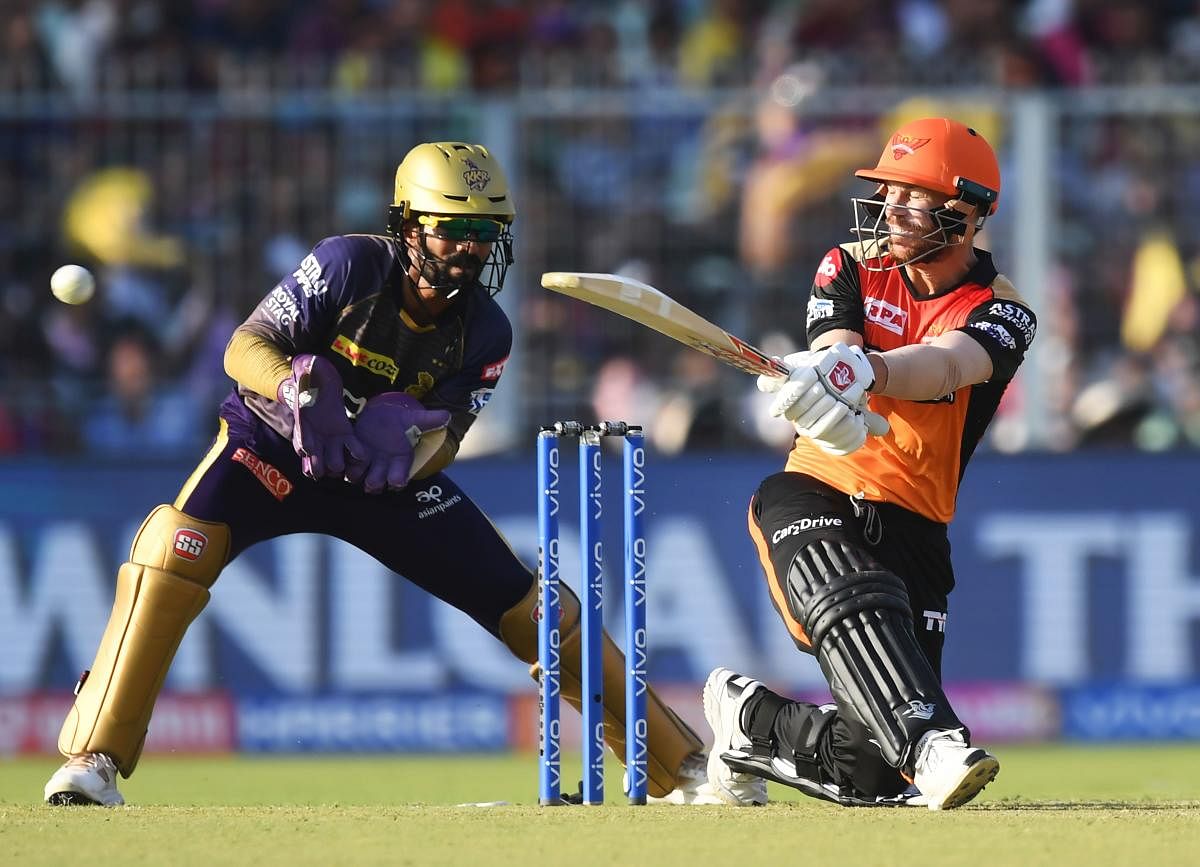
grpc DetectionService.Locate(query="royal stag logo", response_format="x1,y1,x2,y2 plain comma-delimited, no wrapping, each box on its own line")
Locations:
889,134,931,161
461,158,490,191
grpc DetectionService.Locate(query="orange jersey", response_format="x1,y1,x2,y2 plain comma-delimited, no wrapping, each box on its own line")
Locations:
788,243,1036,522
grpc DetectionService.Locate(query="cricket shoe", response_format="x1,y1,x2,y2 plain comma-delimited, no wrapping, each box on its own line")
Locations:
702,668,769,806
44,752,125,806
911,728,999,810
644,752,727,805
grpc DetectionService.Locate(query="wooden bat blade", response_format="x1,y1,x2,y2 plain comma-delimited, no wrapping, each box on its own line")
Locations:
541,271,788,378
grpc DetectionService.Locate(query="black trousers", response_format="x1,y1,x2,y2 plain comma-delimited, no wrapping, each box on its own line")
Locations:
748,471,956,797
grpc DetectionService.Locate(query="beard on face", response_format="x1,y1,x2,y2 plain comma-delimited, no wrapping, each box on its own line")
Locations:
887,217,949,264
420,249,484,291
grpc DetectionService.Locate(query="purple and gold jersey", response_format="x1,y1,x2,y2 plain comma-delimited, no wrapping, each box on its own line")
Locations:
228,234,511,447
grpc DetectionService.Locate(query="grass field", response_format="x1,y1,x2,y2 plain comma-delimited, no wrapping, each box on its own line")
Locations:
3,745,1198,866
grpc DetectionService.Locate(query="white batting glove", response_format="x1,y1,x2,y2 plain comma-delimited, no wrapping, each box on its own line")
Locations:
762,344,889,451
794,402,870,456
756,351,817,395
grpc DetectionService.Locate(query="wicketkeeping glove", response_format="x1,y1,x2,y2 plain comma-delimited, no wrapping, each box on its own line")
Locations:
278,354,365,480
345,392,452,494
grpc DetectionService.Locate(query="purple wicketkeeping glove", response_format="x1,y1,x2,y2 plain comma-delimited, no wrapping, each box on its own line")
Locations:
278,354,365,481
345,392,451,494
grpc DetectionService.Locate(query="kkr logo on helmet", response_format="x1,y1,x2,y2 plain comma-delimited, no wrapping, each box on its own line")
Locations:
889,134,931,161
462,158,490,192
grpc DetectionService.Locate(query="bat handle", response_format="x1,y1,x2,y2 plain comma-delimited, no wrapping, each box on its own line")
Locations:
769,357,791,378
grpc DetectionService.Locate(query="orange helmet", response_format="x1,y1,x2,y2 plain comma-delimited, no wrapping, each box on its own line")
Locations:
855,117,1000,215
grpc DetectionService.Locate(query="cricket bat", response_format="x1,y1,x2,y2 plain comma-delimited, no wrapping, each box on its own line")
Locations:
540,271,889,436
540,271,789,379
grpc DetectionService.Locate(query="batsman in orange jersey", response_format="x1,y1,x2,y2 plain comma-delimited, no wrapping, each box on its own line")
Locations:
702,117,1037,810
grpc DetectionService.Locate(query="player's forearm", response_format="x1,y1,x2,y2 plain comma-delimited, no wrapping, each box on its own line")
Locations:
224,326,294,400
866,340,991,401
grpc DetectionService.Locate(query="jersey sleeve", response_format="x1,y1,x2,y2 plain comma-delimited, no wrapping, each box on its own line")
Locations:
957,297,1037,382
806,245,865,346
238,236,375,354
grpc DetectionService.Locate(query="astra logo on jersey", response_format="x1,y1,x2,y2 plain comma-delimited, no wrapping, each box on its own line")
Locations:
889,135,931,161
813,249,842,288
331,335,400,382
292,253,327,298
462,158,490,191
864,296,907,335
173,529,208,561
482,355,508,381
771,516,843,544
970,320,1016,350
231,447,294,501
987,302,1036,344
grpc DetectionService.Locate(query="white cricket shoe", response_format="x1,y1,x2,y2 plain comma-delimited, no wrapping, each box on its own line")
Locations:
646,752,727,805
44,753,125,806
702,668,769,806
911,728,999,810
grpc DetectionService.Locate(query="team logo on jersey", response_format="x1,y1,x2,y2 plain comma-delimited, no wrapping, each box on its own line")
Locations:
232,447,294,501
173,529,208,561
462,158,490,191
403,371,435,399
469,388,494,414
813,250,842,288
889,135,931,161
864,296,907,335
331,335,400,382
482,354,508,381
807,297,834,328
970,320,1016,350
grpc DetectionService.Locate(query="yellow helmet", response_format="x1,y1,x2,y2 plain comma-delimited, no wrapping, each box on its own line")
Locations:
388,142,516,227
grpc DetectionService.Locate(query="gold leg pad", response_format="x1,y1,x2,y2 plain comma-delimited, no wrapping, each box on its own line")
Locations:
57,563,210,777
533,627,703,799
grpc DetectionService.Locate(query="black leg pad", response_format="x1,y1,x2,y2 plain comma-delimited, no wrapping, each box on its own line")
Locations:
787,540,962,768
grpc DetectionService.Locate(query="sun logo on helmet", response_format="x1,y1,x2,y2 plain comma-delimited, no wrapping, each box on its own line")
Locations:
889,135,931,161
461,158,491,191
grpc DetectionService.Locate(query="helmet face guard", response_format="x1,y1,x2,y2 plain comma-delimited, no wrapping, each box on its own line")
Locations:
851,193,980,272
395,217,515,299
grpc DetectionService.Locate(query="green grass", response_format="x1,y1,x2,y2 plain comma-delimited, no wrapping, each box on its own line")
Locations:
2,746,1198,866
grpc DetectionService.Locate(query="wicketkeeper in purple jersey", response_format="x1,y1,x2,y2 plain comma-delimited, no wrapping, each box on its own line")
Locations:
45,142,720,807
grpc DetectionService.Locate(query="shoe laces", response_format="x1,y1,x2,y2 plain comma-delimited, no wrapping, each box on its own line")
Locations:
916,729,966,772
65,752,117,772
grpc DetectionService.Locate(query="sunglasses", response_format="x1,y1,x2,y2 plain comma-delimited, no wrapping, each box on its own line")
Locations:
418,214,505,243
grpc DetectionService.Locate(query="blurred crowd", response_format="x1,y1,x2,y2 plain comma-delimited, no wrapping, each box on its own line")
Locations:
1,0,1199,458
6,0,1200,92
